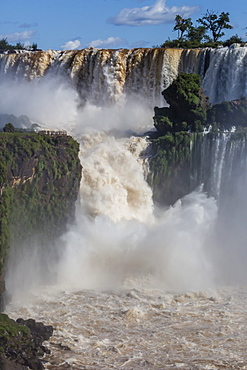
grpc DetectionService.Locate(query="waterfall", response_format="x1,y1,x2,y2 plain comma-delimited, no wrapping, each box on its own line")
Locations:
1,46,247,111
202,45,247,104
3,46,247,370
2,46,247,297
191,132,247,203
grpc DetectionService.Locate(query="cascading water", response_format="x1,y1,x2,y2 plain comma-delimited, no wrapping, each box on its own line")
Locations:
2,46,247,369
0,47,213,110
202,45,247,104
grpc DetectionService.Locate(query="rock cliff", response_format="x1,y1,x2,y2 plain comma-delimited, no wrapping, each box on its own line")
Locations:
0,132,82,307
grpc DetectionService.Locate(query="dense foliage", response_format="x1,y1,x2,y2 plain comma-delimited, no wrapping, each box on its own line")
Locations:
207,98,247,131
161,10,244,49
0,38,38,51
154,73,209,134
150,72,247,205
0,132,81,303
148,132,191,205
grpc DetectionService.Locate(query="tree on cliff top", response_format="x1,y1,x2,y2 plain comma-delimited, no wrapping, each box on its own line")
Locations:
161,10,238,48
173,15,193,41
0,38,38,51
197,10,233,42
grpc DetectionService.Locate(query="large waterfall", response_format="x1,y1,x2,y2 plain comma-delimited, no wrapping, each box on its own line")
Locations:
2,46,247,369
1,46,246,108
0,48,204,108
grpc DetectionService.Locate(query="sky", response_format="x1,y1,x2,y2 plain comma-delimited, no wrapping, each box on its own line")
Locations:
0,0,246,51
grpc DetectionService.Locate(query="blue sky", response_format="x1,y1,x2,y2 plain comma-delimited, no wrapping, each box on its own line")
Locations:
1,0,246,50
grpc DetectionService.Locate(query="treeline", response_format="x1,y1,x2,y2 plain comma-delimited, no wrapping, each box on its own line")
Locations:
162,10,245,48
0,38,38,51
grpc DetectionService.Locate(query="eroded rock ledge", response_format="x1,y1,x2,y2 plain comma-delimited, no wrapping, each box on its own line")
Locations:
0,314,53,369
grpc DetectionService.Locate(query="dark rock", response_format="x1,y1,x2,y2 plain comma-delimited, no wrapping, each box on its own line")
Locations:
154,73,209,134
207,97,247,131
16,318,53,342
0,315,53,370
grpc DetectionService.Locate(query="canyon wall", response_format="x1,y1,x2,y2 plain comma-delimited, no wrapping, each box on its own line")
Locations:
0,132,82,308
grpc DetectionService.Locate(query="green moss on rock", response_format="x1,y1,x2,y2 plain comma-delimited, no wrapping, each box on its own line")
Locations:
0,132,82,306
148,132,192,205
154,73,209,134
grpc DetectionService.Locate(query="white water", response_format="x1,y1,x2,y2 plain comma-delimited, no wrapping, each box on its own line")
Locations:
2,48,247,368
202,45,247,104
5,115,247,368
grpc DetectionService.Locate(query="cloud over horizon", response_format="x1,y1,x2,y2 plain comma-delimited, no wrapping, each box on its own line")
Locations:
88,36,128,48
61,39,81,50
108,0,200,26
0,30,36,43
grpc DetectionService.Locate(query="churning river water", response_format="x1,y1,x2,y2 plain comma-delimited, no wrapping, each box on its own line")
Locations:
1,45,247,369
6,284,247,369
5,132,247,369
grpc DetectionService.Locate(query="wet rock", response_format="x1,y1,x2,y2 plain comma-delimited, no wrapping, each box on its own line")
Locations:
0,314,53,370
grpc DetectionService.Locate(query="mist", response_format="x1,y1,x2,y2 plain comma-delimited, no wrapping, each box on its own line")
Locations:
0,76,154,134
2,70,247,305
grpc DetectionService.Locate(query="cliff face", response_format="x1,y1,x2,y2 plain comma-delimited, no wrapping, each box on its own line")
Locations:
0,48,208,107
1,46,246,107
0,132,82,307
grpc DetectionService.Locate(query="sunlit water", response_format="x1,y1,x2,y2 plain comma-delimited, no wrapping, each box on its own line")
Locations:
5,131,247,369
1,60,247,368
6,284,247,369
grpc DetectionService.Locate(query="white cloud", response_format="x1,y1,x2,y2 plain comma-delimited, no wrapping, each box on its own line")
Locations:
61,40,81,50
108,0,200,26
0,30,36,42
88,36,128,49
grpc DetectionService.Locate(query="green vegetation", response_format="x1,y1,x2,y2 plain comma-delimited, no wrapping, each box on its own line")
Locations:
148,132,191,205
153,73,247,135
207,98,247,131
0,314,30,350
154,73,209,134
3,123,15,133
0,314,53,368
197,10,233,42
149,132,191,185
162,10,244,49
150,72,247,204
0,131,81,300
0,38,38,51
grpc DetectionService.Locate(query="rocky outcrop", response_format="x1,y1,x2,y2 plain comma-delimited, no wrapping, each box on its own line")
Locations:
0,132,82,307
207,97,247,131
150,73,247,206
153,73,209,134
0,314,53,369
148,132,191,206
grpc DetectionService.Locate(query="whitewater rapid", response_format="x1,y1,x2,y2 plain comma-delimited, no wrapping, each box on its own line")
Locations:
5,126,247,369
6,129,247,369
2,46,247,368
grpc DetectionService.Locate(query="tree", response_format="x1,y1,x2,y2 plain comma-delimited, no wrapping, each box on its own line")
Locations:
197,10,233,42
0,38,38,51
223,35,244,46
186,25,207,44
15,42,24,50
31,43,38,51
173,15,192,41
3,123,15,132
0,38,9,50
